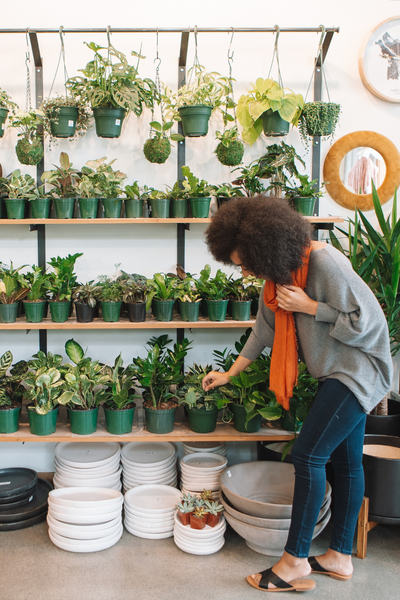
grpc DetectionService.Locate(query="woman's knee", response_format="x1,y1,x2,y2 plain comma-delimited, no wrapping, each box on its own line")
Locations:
291,437,328,469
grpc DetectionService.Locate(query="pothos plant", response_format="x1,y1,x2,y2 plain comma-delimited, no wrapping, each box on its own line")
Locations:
0,169,37,199
8,109,44,166
79,157,126,198
24,366,70,415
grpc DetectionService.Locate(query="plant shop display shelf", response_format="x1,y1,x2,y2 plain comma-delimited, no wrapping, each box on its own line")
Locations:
0,404,294,443
0,217,343,226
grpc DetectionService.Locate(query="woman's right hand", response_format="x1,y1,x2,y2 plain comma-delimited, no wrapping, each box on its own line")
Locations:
202,371,231,391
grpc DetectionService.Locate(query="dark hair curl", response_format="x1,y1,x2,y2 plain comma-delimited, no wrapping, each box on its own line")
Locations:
204,195,312,285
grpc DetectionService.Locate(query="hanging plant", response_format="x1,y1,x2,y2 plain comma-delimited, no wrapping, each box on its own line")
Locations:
9,109,44,166
0,87,18,139
215,127,244,166
41,96,91,142
298,101,341,148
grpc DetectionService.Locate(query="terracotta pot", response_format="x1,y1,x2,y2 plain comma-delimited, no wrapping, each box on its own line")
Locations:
178,511,193,526
190,514,208,529
207,513,221,528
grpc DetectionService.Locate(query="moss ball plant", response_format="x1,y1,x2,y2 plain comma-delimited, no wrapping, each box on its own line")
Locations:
143,137,171,164
215,139,244,167
16,138,44,166
298,101,341,149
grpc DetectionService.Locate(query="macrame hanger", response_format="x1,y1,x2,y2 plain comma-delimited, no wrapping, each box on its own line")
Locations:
25,29,32,111
226,28,238,130
305,25,331,103
267,25,284,88
49,26,69,98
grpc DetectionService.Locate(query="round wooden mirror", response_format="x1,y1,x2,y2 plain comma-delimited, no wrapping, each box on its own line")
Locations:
323,131,400,210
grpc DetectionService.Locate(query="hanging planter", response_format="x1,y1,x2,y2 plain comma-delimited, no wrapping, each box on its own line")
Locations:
178,105,212,137
0,86,17,138
41,98,91,143
215,137,244,166
23,300,47,323
16,138,44,166
298,102,341,147
50,106,78,137
93,107,126,138
78,197,99,219
261,109,290,137
143,136,171,164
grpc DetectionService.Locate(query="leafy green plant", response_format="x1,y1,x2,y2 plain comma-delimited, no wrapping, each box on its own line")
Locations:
212,182,244,199
46,253,83,302
298,101,341,149
177,363,229,412
25,185,50,201
0,169,37,199
97,276,123,303
181,166,214,198
72,281,101,307
143,120,183,164
225,277,252,301
195,266,231,301
146,273,179,309
164,181,187,200
41,96,91,141
231,162,265,197
119,273,148,303
8,109,44,166
24,366,70,415
283,174,325,200
175,276,201,303
41,152,80,198
28,350,65,372
79,157,126,198
0,262,29,304
237,78,304,145
23,265,50,301
124,181,154,201
214,126,244,167
243,275,264,300
102,353,140,410
0,87,18,113
251,142,306,196
204,500,224,515
176,498,195,514
0,351,28,407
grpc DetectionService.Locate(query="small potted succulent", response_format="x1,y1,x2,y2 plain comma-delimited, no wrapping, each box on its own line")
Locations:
97,276,124,322
176,493,197,526
72,280,101,323
181,166,214,218
22,265,50,323
124,182,153,218
0,351,28,434
146,272,179,322
8,108,44,166
204,499,224,527
0,169,36,219
41,96,91,141
0,262,29,323
215,126,244,167
46,253,83,323
119,272,148,322
298,101,341,149
41,152,80,219
0,86,17,138
102,353,140,435
190,505,208,530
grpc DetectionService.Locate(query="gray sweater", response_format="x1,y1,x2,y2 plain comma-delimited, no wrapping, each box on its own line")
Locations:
241,245,393,413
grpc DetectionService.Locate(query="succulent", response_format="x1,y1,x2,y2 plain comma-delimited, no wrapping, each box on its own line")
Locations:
204,500,224,515
176,500,195,513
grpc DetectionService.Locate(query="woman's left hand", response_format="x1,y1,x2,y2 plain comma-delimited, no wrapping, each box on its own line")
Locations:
276,284,318,315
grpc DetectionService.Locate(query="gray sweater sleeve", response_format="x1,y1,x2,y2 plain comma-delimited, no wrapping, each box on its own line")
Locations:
240,284,275,361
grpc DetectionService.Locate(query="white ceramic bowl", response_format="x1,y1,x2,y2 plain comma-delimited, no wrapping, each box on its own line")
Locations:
48,498,123,517
174,536,225,555
174,512,226,537
54,470,122,488
124,515,173,534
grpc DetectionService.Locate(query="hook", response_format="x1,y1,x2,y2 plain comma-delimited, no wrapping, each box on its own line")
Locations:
318,24,326,50
228,27,234,61
274,25,280,49
25,28,30,62
59,25,65,48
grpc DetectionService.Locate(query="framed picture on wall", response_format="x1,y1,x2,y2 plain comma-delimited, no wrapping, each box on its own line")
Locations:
359,16,400,103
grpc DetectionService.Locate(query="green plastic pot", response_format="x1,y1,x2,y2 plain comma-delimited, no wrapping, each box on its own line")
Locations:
0,406,21,433
150,198,170,218
0,303,19,323
5,198,26,219
49,300,71,323
125,199,144,218
261,109,290,137
171,198,189,218
78,197,99,219
49,107,78,138
54,197,75,219
152,299,175,321
102,198,122,218
67,407,99,435
179,301,200,322
205,299,229,321
0,197,4,219
231,402,261,433
280,410,302,432
190,197,211,218
104,405,136,435
101,301,122,322
0,107,9,137
93,107,126,138
30,197,52,219
178,105,212,137
144,405,177,434
292,197,316,217
23,300,47,323
28,406,58,436
231,300,252,321
187,406,218,433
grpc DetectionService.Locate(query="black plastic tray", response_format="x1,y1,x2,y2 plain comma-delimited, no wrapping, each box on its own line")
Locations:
0,479,52,523
0,508,47,531
0,493,35,511
0,468,38,501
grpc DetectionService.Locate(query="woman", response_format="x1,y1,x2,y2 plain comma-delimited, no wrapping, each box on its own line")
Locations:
202,196,392,593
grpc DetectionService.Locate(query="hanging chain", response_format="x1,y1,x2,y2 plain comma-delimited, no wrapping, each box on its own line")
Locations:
49,26,69,97
25,30,32,111
305,25,330,103
150,29,165,137
227,28,238,130
267,25,284,87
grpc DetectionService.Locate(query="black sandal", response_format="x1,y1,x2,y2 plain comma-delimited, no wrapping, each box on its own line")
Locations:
246,567,316,592
308,557,352,581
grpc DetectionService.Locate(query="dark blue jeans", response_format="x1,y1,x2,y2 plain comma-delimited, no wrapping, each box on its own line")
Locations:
285,378,367,558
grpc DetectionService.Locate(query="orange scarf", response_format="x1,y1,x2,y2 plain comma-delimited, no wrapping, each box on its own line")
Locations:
263,246,311,410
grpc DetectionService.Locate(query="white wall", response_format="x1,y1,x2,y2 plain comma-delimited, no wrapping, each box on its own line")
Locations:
1,1,399,469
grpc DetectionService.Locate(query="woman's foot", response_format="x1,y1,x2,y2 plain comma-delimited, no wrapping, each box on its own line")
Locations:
309,549,353,579
250,552,312,589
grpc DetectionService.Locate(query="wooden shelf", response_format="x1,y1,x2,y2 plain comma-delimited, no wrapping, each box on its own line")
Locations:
1,404,294,443
0,217,344,225
0,315,256,330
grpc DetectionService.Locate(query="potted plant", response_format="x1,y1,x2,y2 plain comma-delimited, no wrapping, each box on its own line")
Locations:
46,253,83,322
181,166,214,218
0,262,29,323
102,353,140,434
190,505,208,529
243,275,264,316
143,119,183,164
0,351,28,433
212,182,245,210
225,276,253,321
41,152,80,218
124,182,153,218
215,126,244,167
237,78,304,143
72,281,100,323
66,41,156,138
231,163,266,197
0,86,17,138
279,362,319,434
131,334,191,434
60,339,110,435
283,174,325,216
82,157,126,218
119,272,148,322
196,267,231,321
22,265,50,323
146,273,179,322
24,364,70,436
8,108,44,166
204,499,224,527
41,96,91,141
164,181,189,218
25,185,52,219
176,493,197,526
0,169,36,219
175,275,202,322
148,189,170,219
298,101,341,149
75,166,102,219
96,276,123,322
249,142,306,198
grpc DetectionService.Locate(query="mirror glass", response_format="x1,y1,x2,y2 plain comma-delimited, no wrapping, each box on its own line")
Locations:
339,147,386,195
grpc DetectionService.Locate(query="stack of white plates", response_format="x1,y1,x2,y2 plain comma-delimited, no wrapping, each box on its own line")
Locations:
124,484,181,539
183,441,227,458
53,442,122,491
180,453,228,496
173,511,226,555
121,442,177,494
47,487,123,553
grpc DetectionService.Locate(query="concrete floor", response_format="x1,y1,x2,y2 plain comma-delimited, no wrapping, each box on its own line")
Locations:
1,517,399,600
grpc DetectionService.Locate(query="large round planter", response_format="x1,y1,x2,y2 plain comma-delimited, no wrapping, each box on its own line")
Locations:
0,107,9,138
178,105,212,137
292,197,316,217
171,198,189,218
187,406,218,433
28,406,58,436
206,299,229,322
0,303,19,323
150,198,170,218
231,402,262,433
152,299,175,322
125,199,144,218
49,107,78,138
75,302,94,323
144,405,177,434
102,198,122,218
366,399,400,437
30,197,52,219
231,300,252,321
93,107,126,138
5,198,26,220
54,197,75,219
0,406,22,433
103,405,135,435
179,301,200,322
67,407,99,435
363,434,400,520
49,300,71,323
127,302,146,322
101,301,122,322
23,300,47,323
261,109,290,137
190,197,211,218
78,198,99,219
